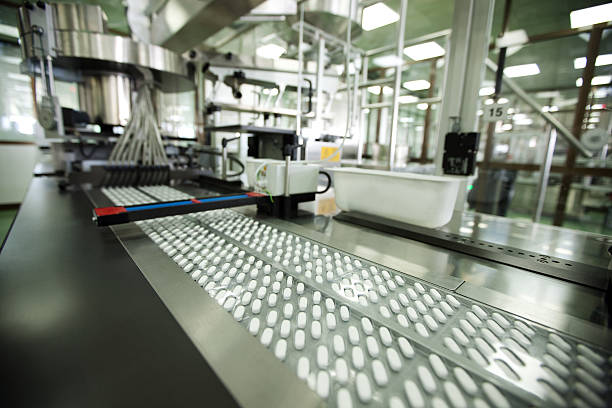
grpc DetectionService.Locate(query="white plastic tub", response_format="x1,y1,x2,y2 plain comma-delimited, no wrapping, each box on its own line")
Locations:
330,167,462,228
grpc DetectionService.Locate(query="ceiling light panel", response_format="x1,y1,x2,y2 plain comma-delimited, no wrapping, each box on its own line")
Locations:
362,3,399,31
403,41,445,61
503,63,540,78
570,3,612,28
573,54,612,69
576,75,612,87
403,80,431,91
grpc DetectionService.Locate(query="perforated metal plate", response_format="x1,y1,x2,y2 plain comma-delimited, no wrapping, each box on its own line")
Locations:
129,204,610,408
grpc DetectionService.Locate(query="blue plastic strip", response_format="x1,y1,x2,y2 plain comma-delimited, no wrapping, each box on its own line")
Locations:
125,194,251,212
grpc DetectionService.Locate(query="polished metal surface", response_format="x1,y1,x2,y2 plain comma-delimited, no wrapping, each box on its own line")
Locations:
251,209,611,345
112,222,323,408
150,0,266,53
18,3,106,35
78,74,132,125
133,206,611,407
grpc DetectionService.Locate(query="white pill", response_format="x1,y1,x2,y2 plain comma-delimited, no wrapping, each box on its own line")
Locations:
444,337,462,355
312,305,322,320
404,380,425,408
348,326,360,345
361,317,374,334
352,347,365,369
429,354,448,378
283,287,292,300
333,335,346,356
280,320,291,338
424,315,439,331
379,306,391,319
372,360,389,387
418,365,437,394
267,310,278,327
577,344,604,365
274,339,287,360
577,355,605,378
313,291,321,304
366,336,380,357
406,307,419,322
257,287,266,299
272,281,281,293
335,358,349,384
482,383,510,408
251,299,262,314
444,381,467,408
383,347,401,372
337,388,352,408
397,314,409,327
467,348,488,367
283,303,294,319
311,321,321,339
233,305,245,321
415,300,427,314
299,296,308,311
432,308,447,323
268,293,278,307
423,294,435,306
317,345,329,368
297,356,309,379
325,298,335,311
446,294,460,307
407,288,418,300
326,313,337,330
248,317,260,335
379,327,392,346
260,327,273,347
472,304,487,319
575,382,606,408
398,337,414,358
296,282,305,294
355,373,372,403
294,329,305,350
340,305,350,321
453,367,477,395
223,296,236,311
297,312,306,328
316,371,330,399
416,322,429,337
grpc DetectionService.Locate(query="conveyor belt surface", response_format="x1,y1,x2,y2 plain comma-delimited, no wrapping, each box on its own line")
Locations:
135,208,612,408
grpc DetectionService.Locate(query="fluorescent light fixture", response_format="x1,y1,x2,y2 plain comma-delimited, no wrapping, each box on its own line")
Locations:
497,98,509,104
403,41,445,61
373,54,403,67
400,117,414,123
0,23,18,38
382,86,393,95
367,86,381,95
576,75,612,87
479,87,495,96
542,105,559,112
574,54,612,69
589,103,605,110
507,108,515,114
504,63,540,78
398,95,418,103
529,138,537,148
484,99,494,105
588,117,600,123
362,3,399,31
403,80,430,91
415,125,424,131
587,123,597,129
535,90,560,98
594,88,608,98
570,3,612,28
416,103,429,110
514,116,533,125
501,123,513,131
256,43,286,59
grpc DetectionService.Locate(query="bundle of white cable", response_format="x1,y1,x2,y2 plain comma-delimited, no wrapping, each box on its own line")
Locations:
109,85,168,166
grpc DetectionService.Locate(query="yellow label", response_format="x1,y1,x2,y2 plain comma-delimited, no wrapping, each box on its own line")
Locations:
320,146,340,162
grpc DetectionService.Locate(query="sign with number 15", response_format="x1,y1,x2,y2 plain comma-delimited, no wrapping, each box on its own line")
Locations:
482,104,507,122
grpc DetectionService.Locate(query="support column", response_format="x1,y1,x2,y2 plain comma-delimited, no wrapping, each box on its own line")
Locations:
553,25,603,226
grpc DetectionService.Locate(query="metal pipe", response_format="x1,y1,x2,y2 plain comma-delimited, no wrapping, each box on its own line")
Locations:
284,155,290,197
533,126,557,223
221,144,228,180
315,38,325,121
357,56,368,163
365,29,451,57
387,0,408,171
485,58,593,158
296,3,304,142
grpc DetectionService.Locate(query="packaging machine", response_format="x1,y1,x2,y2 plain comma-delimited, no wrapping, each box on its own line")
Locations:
1,178,610,407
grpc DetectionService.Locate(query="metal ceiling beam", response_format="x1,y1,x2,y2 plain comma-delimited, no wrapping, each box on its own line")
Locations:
150,0,266,54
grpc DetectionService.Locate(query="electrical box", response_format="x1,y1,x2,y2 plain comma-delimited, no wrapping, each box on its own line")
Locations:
442,132,480,176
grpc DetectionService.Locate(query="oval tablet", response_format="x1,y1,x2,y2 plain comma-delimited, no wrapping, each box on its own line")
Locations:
355,373,372,403
294,329,305,350
274,339,287,360
372,359,388,386
333,335,345,355
317,345,329,368
311,321,321,339
335,358,349,384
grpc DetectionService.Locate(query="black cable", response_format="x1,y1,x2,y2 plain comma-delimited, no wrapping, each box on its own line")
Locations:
316,171,332,194
226,155,245,177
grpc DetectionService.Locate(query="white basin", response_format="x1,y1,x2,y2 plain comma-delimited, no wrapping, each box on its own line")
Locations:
329,167,462,228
